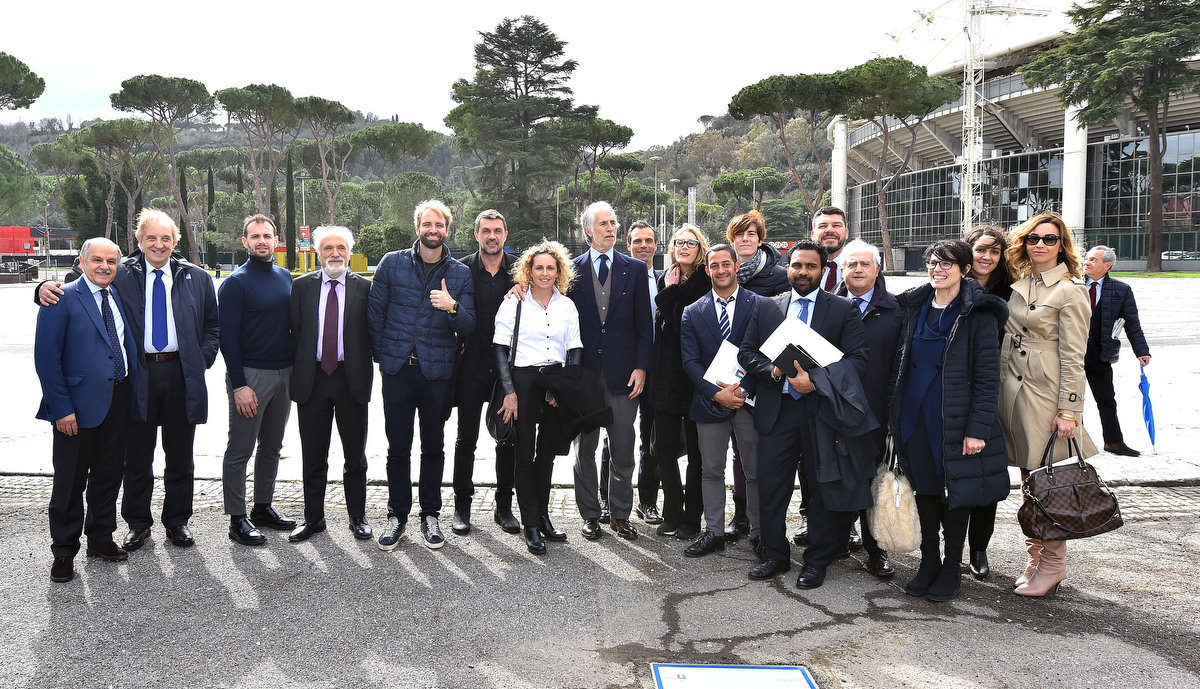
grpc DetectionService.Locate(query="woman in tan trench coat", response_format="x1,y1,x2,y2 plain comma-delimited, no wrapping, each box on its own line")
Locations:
998,212,1097,597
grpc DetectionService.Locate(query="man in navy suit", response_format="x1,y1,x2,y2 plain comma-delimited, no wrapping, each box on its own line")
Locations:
35,238,140,583
1083,245,1151,456
569,201,653,540
738,240,870,590
680,244,761,558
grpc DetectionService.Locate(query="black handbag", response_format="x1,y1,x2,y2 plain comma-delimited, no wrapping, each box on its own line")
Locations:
1017,433,1123,541
485,301,521,447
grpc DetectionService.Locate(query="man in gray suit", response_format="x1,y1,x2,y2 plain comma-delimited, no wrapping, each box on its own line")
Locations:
288,226,374,543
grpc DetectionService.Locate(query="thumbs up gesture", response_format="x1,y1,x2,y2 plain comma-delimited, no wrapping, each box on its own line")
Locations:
430,277,457,312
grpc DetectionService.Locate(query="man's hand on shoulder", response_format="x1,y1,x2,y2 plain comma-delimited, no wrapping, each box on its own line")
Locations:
39,282,64,306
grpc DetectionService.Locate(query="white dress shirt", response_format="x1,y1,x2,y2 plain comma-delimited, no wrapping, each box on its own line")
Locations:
589,247,617,279
494,287,582,367
712,288,740,327
143,263,179,353
82,274,128,374
788,288,818,325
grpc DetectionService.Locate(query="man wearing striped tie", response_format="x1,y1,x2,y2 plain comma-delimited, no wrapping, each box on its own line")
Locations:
679,244,761,558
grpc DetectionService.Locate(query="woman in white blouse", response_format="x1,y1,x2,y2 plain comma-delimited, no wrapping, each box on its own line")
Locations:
494,241,582,554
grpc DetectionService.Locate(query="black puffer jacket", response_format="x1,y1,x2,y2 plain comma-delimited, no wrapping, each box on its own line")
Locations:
889,277,1010,509
739,243,790,297
650,269,712,415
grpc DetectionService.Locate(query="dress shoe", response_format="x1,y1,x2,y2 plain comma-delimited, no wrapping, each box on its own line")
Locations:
229,516,267,546
377,516,404,551
791,520,810,546
656,522,679,537
969,549,990,580
249,504,296,530
288,519,327,543
50,556,74,583
350,516,373,540
795,564,827,589
1104,442,1140,457
165,525,194,547
635,503,664,525
523,525,546,555
611,518,638,540
451,508,471,536
847,524,863,551
673,523,700,540
123,527,152,552
684,531,725,558
749,559,791,580
866,551,895,578
86,541,128,561
581,518,602,541
493,509,521,534
538,515,567,542
599,500,611,524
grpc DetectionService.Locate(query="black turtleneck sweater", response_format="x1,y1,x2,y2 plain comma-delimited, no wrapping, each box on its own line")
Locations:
218,257,292,388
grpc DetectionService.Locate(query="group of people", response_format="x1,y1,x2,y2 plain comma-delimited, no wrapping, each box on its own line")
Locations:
33,199,1149,601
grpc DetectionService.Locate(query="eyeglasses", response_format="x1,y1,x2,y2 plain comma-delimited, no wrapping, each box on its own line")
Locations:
1024,234,1060,246
673,239,700,249
926,259,957,271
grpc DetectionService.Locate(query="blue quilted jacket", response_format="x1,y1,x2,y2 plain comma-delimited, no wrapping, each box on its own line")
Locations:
368,242,475,380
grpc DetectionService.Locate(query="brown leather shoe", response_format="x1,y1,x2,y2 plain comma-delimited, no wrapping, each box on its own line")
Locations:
123,527,152,551
581,518,602,541
611,518,638,540
50,556,74,583
86,541,128,562
1103,442,1140,457
866,551,895,578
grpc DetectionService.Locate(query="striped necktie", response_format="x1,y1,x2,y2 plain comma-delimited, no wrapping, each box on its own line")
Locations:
717,296,732,342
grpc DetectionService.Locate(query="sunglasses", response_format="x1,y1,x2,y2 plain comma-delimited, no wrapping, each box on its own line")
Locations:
673,239,700,249
1024,234,1060,247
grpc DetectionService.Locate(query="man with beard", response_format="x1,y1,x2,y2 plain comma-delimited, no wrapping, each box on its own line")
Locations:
369,200,475,551
220,214,297,545
450,210,517,535
812,206,849,292
738,240,873,589
287,226,374,543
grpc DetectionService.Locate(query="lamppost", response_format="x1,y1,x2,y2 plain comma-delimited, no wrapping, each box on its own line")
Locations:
650,155,663,242
43,201,50,273
555,184,561,243
669,178,680,229
747,171,762,209
295,171,311,228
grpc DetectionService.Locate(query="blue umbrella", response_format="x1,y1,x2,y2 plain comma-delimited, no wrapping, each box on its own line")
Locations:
1139,364,1156,453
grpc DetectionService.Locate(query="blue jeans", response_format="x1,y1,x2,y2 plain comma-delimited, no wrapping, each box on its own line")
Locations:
382,365,450,519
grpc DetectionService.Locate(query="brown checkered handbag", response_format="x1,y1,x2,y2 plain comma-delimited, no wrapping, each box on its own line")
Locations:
1017,433,1124,541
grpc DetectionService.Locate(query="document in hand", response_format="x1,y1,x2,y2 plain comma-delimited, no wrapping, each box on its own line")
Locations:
702,340,755,406
759,315,843,377
1111,317,1125,340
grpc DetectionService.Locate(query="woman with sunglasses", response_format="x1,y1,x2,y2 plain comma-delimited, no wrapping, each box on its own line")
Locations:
650,224,712,540
998,212,1098,597
890,240,1009,602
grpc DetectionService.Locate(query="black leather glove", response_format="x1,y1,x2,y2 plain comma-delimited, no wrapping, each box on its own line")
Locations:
567,347,582,366
494,344,515,394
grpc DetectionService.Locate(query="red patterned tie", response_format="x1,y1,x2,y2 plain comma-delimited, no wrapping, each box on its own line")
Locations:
823,261,837,292
321,280,339,375
1089,282,1097,311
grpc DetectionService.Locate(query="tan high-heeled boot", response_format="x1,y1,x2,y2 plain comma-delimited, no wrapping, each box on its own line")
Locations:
1015,539,1065,597
1013,538,1043,588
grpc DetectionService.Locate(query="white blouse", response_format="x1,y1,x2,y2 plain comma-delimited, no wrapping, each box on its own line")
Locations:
493,287,582,367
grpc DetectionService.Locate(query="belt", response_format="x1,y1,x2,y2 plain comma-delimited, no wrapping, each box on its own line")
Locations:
517,363,564,374
145,351,180,362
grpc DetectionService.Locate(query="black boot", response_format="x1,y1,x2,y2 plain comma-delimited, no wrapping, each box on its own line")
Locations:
928,506,969,602
905,496,944,597
724,495,747,541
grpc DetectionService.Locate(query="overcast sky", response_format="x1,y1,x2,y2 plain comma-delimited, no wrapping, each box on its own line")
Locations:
2,0,1073,150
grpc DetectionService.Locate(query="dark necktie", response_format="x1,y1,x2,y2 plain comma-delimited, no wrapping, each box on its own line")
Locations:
100,288,126,380
321,280,339,375
152,268,168,351
1089,281,1097,311
823,260,838,292
853,296,865,314
717,297,732,342
597,254,609,286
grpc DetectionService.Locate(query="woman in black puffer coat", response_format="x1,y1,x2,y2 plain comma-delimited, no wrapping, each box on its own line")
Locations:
889,239,1010,603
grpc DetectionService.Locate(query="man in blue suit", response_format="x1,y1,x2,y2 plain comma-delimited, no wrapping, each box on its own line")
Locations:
680,244,761,558
569,201,653,540
35,238,139,583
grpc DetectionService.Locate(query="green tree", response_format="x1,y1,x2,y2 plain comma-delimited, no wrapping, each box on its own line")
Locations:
356,223,386,262
836,58,958,269
0,52,45,110
381,171,443,234
1021,0,1200,271
0,144,44,219
30,137,80,211
74,119,163,250
295,96,357,225
599,153,644,212
215,83,302,216
350,122,441,182
567,117,633,203
335,182,381,232
711,168,784,211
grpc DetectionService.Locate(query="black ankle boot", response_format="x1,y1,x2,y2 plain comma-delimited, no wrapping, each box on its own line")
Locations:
926,560,963,602
905,554,941,597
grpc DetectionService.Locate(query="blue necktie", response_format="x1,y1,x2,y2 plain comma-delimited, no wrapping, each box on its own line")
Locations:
717,297,732,342
784,299,809,399
853,296,865,314
101,288,126,380
152,269,167,351
597,254,609,286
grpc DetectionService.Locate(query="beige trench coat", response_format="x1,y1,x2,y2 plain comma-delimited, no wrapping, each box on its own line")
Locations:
999,262,1098,469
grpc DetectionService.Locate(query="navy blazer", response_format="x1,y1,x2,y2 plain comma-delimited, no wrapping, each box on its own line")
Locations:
35,278,139,428
568,250,653,393
1088,276,1149,363
836,284,902,444
680,288,760,424
738,290,868,436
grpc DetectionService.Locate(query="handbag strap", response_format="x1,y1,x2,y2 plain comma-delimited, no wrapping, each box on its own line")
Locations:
884,432,901,473
508,300,522,368
1039,431,1083,476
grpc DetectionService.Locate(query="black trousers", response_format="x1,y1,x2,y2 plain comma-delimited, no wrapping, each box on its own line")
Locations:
915,495,970,565
654,410,702,529
122,358,195,529
297,363,368,522
1085,352,1123,444
758,395,855,566
49,381,130,558
600,395,657,506
453,368,516,511
511,365,570,526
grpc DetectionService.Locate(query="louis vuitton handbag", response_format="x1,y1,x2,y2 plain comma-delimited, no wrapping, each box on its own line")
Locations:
1017,433,1124,540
